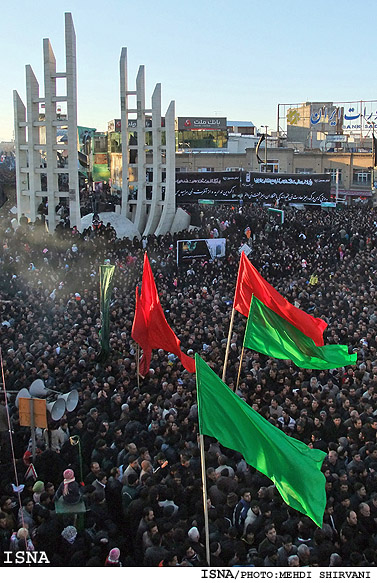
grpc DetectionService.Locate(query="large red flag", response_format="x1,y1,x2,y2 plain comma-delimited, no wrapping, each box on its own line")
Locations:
131,253,196,375
234,252,327,347
131,284,152,373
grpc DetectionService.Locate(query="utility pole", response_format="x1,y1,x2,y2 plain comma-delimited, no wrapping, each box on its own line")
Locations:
371,121,376,201
335,168,339,205
261,125,268,171
360,113,376,205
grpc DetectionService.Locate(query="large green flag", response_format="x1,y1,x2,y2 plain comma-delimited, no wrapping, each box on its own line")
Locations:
244,296,357,370
195,354,326,527
99,264,115,358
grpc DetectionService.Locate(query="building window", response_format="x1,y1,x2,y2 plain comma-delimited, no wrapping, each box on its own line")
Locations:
225,167,244,172
176,130,228,150
260,161,279,173
324,168,342,183
353,170,371,185
176,167,188,173
296,168,314,174
198,167,215,172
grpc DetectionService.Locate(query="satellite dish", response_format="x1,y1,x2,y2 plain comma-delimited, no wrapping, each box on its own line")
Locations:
60,389,79,413
29,379,48,397
46,398,66,421
16,388,31,407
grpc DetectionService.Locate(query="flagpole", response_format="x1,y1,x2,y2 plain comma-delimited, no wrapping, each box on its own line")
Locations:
235,345,245,393
199,433,211,566
0,349,25,522
372,129,375,196
136,344,140,389
222,307,235,384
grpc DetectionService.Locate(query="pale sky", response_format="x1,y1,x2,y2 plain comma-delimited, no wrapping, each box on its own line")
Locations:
1,0,376,141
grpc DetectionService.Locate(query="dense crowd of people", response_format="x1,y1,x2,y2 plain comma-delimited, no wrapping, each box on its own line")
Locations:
1,199,377,567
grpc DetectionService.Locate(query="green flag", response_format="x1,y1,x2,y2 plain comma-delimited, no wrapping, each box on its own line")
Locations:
244,296,357,370
195,354,326,527
99,264,115,358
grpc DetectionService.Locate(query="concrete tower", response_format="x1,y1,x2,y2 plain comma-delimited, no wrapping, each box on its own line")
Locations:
119,48,176,236
14,13,80,231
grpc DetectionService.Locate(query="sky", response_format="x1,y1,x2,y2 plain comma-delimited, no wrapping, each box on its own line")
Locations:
1,0,377,142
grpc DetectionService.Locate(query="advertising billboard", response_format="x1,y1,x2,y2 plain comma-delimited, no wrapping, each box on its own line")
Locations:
108,118,165,131
278,100,377,137
178,117,227,131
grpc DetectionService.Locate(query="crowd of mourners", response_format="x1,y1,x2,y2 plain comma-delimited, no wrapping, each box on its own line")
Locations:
1,197,377,568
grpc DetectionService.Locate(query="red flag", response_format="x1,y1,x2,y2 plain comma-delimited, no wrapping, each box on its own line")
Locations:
131,253,196,375
234,252,327,346
131,285,152,375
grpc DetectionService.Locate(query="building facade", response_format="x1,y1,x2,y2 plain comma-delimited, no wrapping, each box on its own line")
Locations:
175,148,374,202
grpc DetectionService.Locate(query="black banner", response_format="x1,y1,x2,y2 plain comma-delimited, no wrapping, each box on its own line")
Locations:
175,171,332,205
175,172,240,202
240,172,331,204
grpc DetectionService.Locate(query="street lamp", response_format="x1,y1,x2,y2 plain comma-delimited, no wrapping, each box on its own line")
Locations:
370,121,376,196
260,125,268,171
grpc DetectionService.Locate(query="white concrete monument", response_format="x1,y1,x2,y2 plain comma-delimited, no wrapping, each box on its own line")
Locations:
119,48,177,236
14,13,80,231
14,13,188,236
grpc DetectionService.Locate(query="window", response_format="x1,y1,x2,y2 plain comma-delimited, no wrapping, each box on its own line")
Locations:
353,170,371,185
198,167,215,172
260,161,279,173
176,130,228,150
296,168,313,174
324,168,342,183
226,167,244,171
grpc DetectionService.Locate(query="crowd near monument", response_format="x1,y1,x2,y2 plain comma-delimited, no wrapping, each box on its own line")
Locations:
1,11,377,571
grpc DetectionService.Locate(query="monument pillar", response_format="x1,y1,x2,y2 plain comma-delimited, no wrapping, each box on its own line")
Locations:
14,12,80,232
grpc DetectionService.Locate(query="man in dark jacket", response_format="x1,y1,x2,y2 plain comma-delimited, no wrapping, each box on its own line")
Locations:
233,489,251,534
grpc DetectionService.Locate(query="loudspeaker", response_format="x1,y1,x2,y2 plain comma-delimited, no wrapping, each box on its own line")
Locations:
29,379,48,397
46,398,66,421
60,389,79,413
15,388,31,407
